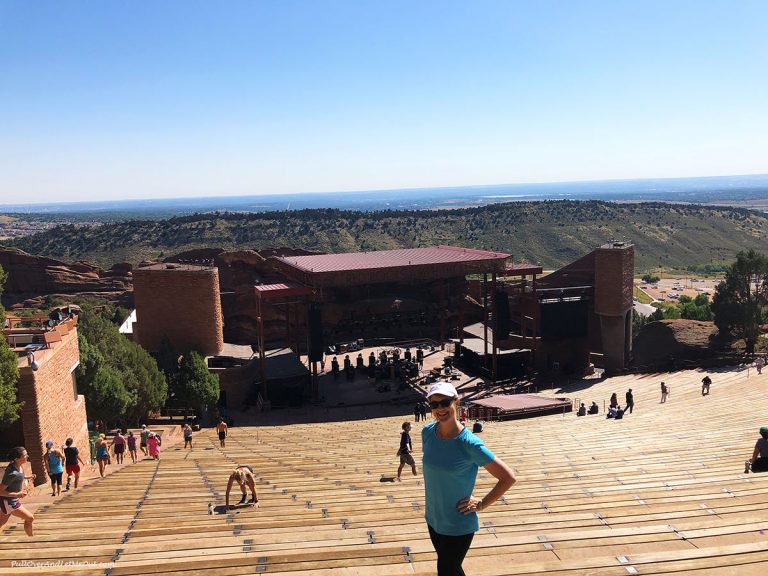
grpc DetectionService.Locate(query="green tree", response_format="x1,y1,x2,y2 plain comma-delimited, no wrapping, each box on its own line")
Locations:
84,366,133,426
77,310,167,425
155,336,179,381
694,293,710,307
711,249,768,354
0,265,22,427
632,309,649,339
175,351,219,413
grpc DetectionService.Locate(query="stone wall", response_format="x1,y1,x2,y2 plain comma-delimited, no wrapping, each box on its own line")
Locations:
133,264,224,356
16,327,89,485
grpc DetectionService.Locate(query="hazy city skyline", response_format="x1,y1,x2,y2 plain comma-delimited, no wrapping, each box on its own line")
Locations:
1,1,767,203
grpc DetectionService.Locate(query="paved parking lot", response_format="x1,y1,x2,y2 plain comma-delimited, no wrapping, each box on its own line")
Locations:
636,277,720,303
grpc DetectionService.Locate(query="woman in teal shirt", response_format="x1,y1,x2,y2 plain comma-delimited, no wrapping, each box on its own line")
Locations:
422,381,516,575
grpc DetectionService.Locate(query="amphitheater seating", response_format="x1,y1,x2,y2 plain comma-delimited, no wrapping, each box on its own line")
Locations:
2,365,768,575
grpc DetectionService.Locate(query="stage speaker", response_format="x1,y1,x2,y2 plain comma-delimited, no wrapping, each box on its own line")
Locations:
494,290,511,339
308,305,324,362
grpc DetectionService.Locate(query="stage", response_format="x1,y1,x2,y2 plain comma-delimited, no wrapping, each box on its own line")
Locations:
467,393,572,420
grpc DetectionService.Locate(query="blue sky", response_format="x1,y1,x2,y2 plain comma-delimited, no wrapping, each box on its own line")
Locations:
1,0,766,203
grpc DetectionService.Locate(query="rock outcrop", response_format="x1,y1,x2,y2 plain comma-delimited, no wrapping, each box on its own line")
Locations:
632,319,719,368
0,246,133,306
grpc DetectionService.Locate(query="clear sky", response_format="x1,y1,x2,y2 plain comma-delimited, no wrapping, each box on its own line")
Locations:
1,0,767,203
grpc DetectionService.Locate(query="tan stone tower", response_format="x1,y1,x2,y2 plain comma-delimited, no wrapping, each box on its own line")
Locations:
133,263,224,355
594,242,634,372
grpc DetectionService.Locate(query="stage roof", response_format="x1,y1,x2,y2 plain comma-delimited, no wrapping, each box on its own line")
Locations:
254,282,313,299
272,245,511,287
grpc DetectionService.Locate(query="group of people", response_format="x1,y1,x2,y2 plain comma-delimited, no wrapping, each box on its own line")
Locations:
330,347,425,388
576,401,600,416
413,401,430,421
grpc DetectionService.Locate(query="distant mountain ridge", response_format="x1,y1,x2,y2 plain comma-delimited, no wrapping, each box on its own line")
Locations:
5,200,768,271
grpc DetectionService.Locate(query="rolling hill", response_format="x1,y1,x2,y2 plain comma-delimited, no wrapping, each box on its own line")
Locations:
5,200,768,271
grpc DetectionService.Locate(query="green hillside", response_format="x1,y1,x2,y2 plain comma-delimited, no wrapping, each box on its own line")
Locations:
5,201,768,272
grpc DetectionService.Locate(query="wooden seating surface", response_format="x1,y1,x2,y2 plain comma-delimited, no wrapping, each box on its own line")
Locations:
2,365,768,575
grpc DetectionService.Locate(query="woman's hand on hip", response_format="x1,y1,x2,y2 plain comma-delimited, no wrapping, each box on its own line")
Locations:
457,496,483,515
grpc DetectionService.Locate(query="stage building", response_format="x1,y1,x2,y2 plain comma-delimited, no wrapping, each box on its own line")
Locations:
130,242,632,410
460,241,634,379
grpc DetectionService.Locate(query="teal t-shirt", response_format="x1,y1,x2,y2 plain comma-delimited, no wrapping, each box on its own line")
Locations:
421,422,495,536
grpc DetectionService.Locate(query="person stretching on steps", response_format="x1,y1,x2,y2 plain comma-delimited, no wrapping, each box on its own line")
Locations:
226,465,259,509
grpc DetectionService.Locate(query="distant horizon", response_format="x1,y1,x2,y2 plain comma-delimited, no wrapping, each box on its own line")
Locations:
3,171,768,209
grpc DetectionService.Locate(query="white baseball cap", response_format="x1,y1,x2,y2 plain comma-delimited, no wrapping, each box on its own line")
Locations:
426,381,458,399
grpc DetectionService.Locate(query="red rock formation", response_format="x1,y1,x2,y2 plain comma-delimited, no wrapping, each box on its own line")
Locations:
0,246,132,306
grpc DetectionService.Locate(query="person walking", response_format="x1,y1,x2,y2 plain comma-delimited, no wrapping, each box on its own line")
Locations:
183,423,193,449
397,422,417,481
111,430,126,465
139,424,151,457
63,438,87,491
147,432,161,460
127,431,138,463
0,447,36,537
414,402,421,423
756,356,765,375
701,375,712,396
331,356,340,380
660,381,669,403
44,441,65,497
625,389,634,414
216,419,228,448
421,382,516,576
94,434,110,477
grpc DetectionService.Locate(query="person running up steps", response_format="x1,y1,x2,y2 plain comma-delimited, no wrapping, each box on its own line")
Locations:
0,447,36,537
64,438,88,491
44,441,65,497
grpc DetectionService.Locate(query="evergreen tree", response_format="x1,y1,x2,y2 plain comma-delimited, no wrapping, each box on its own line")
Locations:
0,265,22,427
176,351,219,413
711,250,768,354
76,310,168,425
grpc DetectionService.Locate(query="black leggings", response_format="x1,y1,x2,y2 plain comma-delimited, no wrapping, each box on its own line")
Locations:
753,458,768,472
428,524,474,576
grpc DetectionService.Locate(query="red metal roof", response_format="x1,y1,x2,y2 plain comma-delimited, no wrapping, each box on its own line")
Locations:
254,282,312,299
275,245,510,274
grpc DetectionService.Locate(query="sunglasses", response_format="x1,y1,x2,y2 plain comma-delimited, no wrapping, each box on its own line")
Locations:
429,398,454,409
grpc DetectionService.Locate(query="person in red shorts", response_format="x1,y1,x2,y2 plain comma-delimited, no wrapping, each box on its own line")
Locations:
63,437,88,491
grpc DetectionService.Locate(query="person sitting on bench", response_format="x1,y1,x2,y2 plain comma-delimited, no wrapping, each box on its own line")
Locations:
745,427,768,473
226,465,259,508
